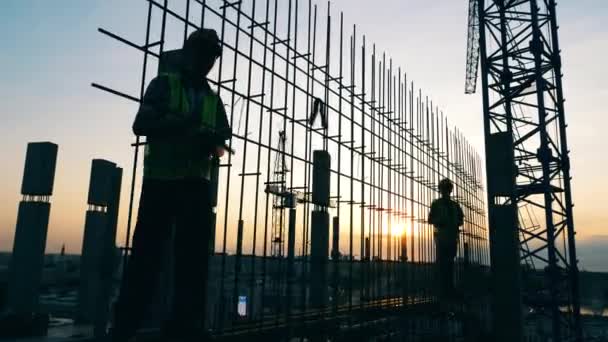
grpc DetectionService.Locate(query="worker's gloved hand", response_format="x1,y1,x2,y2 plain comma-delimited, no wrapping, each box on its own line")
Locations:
214,146,226,158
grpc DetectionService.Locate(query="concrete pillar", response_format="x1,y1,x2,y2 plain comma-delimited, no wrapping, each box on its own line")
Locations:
331,217,339,261
287,209,296,263
236,219,244,273
310,211,329,308
400,235,407,262
464,242,470,267
310,150,331,309
8,142,58,315
311,151,330,207
330,216,340,313
286,208,297,310
487,132,522,342
78,211,106,321
364,237,371,300
78,159,122,329
490,204,522,342
95,164,122,337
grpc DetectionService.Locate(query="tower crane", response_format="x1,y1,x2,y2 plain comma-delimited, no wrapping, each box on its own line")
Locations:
266,131,292,258
465,0,582,341
265,130,337,258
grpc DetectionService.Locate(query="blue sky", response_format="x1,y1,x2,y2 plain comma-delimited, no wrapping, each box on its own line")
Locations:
1,1,607,271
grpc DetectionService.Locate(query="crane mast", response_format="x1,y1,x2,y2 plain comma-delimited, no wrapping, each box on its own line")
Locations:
269,131,289,258
465,0,582,341
464,0,480,94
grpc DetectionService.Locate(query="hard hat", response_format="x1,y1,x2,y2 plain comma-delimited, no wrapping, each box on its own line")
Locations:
438,178,453,192
184,28,222,58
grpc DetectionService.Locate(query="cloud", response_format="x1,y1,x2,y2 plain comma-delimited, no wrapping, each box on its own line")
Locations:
576,235,608,272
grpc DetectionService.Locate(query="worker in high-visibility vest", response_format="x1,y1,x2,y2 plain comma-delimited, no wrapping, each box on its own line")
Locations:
111,28,230,342
428,178,464,300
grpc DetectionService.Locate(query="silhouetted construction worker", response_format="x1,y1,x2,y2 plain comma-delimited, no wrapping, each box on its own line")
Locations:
428,178,464,300
110,28,230,342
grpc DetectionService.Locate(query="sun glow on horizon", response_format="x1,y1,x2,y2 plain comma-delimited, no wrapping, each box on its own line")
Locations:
392,223,405,237
386,222,424,238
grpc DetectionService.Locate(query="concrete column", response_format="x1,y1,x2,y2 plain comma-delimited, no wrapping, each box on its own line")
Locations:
78,211,107,321
400,236,407,262
95,164,122,337
464,242,470,267
287,209,296,263
490,204,522,342
487,132,522,342
8,142,58,315
364,237,371,300
310,150,331,309
311,151,330,207
310,211,329,308
78,159,122,329
236,219,244,273
331,217,339,261
331,216,340,313
286,208,297,310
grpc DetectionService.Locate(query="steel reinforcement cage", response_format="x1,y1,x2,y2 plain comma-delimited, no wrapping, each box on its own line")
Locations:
93,0,489,338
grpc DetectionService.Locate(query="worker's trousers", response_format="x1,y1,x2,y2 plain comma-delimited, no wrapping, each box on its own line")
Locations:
113,178,213,339
435,236,457,299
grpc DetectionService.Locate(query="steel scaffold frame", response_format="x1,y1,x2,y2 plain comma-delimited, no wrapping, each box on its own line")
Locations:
93,0,489,339
476,0,582,340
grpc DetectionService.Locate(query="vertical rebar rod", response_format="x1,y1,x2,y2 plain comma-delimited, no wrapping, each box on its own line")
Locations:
332,9,343,319
347,25,355,319
260,0,280,326
298,0,313,318
225,0,244,329
216,0,230,329
277,0,293,318
122,0,153,273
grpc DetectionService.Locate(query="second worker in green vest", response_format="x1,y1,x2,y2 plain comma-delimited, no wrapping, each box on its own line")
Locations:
111,29,231,342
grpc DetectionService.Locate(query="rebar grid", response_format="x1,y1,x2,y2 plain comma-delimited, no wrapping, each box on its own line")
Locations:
93,0,489,339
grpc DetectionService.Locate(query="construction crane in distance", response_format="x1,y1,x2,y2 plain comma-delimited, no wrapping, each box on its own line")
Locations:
265,130,337,258
266,130,292,258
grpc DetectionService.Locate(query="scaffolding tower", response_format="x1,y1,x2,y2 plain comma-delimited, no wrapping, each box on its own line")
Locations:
468,0,582,340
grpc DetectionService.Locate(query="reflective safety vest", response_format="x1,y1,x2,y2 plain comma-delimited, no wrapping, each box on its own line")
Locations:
143,72,220,180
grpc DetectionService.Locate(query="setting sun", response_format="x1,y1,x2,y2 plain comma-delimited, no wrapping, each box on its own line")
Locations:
392,223,405,237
